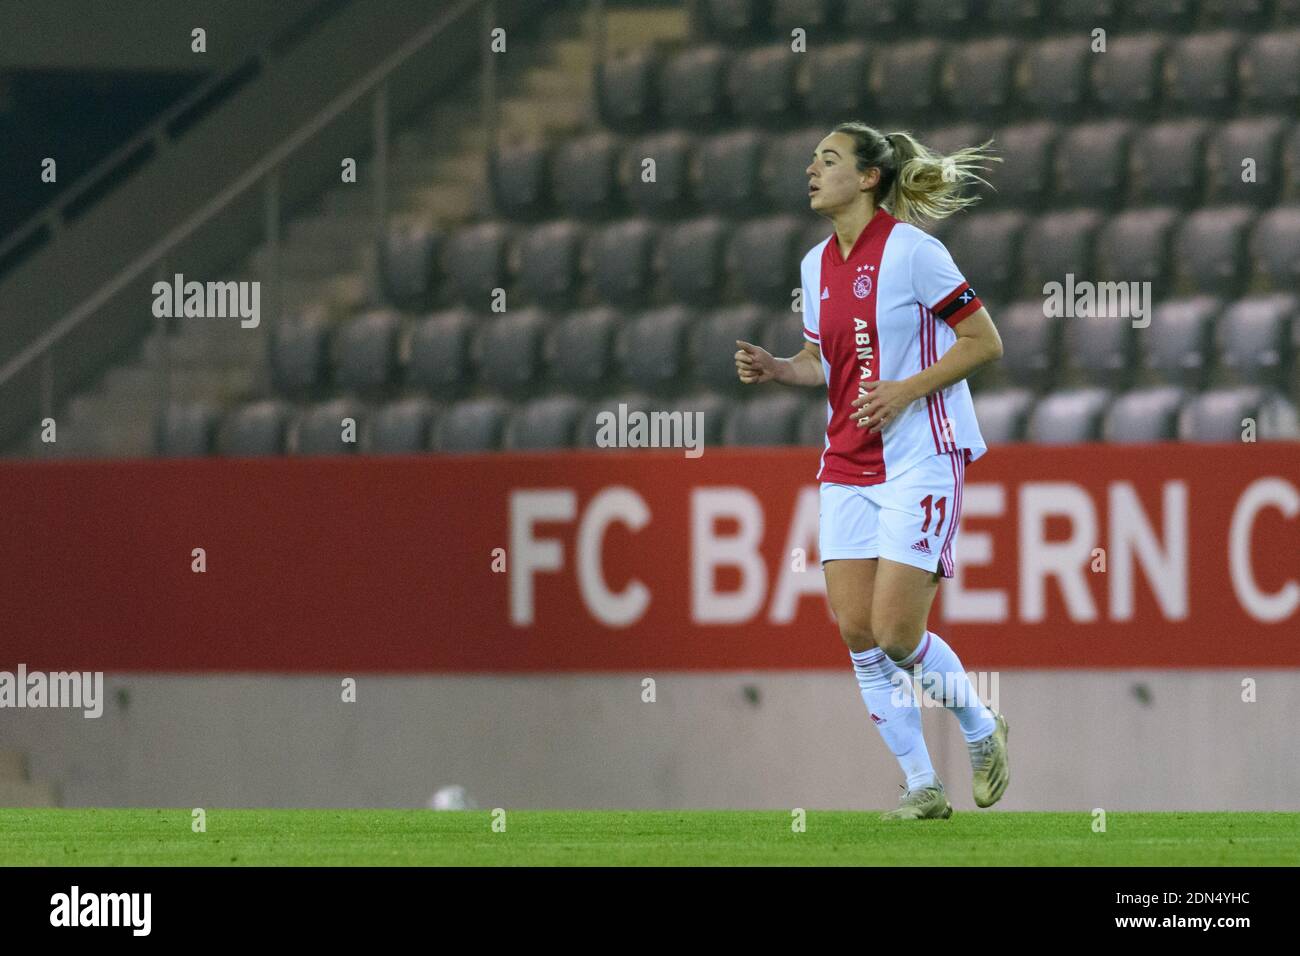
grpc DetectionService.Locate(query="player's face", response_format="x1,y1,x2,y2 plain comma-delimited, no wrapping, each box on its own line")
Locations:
806,133,877,215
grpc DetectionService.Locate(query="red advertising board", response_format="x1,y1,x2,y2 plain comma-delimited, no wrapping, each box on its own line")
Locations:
1,443,1296,671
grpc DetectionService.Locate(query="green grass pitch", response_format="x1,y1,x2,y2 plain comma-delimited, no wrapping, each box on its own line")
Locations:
2,809,1297,866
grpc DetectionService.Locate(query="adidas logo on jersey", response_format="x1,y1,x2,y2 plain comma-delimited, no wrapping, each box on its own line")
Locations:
910,538,932,554
869,712,886,725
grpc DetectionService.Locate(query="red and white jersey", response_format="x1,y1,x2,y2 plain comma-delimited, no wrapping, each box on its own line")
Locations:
802,207,988,485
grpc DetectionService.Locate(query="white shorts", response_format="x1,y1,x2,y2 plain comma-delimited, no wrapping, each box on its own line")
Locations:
819,449,968,578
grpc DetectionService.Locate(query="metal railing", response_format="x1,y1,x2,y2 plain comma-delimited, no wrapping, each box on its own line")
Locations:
0,0,502,433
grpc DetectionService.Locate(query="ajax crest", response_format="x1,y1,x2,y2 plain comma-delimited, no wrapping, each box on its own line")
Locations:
853,274,873,298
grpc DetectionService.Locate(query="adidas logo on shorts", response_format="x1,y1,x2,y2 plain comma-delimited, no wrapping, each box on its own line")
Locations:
870,712,886,724
910,538,932,554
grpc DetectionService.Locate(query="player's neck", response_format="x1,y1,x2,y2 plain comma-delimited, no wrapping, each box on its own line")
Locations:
832,201,877,260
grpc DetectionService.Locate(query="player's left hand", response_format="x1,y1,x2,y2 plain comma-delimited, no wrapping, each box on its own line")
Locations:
851,380,916,433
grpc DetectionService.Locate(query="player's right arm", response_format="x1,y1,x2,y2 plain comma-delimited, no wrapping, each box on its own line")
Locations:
735,339,825,387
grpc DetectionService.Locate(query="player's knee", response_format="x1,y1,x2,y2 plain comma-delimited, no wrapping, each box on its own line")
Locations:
871,618,921,660
836,616,876,652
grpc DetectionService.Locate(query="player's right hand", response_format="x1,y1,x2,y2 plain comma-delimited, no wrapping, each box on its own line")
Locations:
735,340,777,385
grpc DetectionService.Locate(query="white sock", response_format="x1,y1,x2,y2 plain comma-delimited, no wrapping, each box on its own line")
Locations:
850,647,936,791
891,631,996,744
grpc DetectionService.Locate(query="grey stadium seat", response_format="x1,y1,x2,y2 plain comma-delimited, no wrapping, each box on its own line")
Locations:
997,302,1062,393
871,39,943,123
503,396,584,451
618,305,692,393
1063,314,1137,389
516,220,585,308
378,220,441,311
1019,37,1091,118
488,141,550,221
842,0,911,33
672,392,730,448
269,312,331,395
771,0,837,33
473,308,548,393
441,222,510,307
156,401,221,457
1250,206,1300,292
1216,294,1297,388
689,304,765,388
294,399,366,456
700,0,769,38
972,388,1035,444
798,397,829,447
729,215,802,305
1129,120,1209,209
761,310,806,362
726,45,797,125
1019,209,1104,299
333,309,400,392
1165,31,1243,117
661,217,729,305
659,46,730,128
1206,118,1288,206
1239,31,1300,111
545,306,620,392
985,122,1058,210
1055,121,1134,209
1203,0,1271,28
407,308,473,395
763,128,825,214
1124,0,1197,30
916,0,979,34
1055,0,1120,29
696,129,765,215
217,400,293,457
942,211,1026,303
622,131,693,217
804,42,872,121
1026,388,1111,444
1177,386,1300,441
1090,34,1168,116
1095,207,1179,296
1103,386,1188,443
551,132,623,219
588,218,658,307
577,392,656,449
433,397,511,452
1141,296,1220,388
362,398,438,454
597,49,660,131
1172,205,1254,297
945,37,1019,120
725,392,804,446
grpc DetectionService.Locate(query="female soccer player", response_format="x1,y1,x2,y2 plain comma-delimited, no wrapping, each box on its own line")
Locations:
735,123,1009,820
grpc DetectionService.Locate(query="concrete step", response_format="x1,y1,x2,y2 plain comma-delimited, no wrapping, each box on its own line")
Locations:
402,185,482,223
498,96,588,137
67,392,158,430
141,330,266,369
602,8,690,51
0,780,59,807
0,751,27,781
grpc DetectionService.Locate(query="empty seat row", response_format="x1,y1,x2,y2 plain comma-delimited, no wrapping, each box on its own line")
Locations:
597,32,1300,132
267,304,809,398
976,384,1300,444
383,202,1300,315
693,0,1296,42
481,118,1300,227
157,384,1300,457
994,294,1299,391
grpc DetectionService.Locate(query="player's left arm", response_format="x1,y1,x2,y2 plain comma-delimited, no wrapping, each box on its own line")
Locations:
852,307,1002,432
